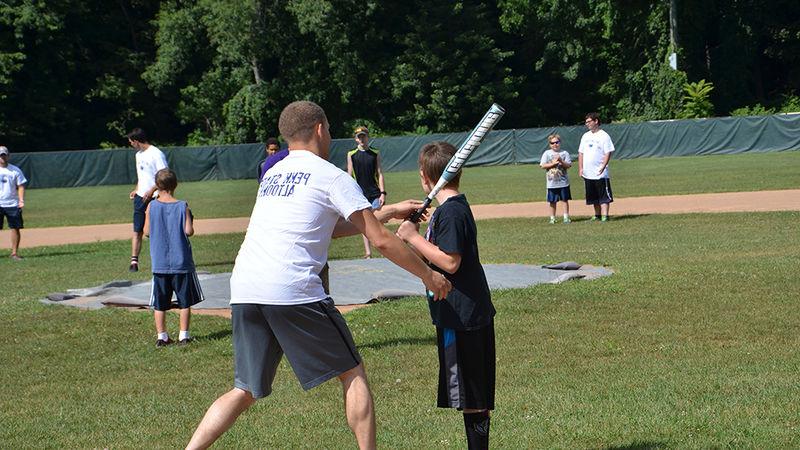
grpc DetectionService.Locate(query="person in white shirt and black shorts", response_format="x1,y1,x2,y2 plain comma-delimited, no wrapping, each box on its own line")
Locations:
578,112,615,222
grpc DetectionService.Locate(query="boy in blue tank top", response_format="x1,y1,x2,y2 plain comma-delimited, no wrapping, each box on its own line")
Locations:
144,169,205,347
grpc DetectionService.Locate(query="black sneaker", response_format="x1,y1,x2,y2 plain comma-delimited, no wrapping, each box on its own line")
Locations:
178,337,194,346
156,338,173,348
129,260,139,272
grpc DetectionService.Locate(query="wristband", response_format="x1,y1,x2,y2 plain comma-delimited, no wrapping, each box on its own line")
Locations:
380,191,387,195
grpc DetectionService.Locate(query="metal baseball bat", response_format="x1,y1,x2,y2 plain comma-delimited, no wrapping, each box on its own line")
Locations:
407,103,506,223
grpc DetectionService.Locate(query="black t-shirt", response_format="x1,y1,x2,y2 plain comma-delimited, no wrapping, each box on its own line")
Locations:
425,194,495,330
348,147,381,201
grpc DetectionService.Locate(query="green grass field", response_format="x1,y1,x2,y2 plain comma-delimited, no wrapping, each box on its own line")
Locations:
22,150,800,228
1,210,799,447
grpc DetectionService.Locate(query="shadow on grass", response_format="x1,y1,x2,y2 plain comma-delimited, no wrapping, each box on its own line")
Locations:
23,248,103,258
199,329,232,341
570,214,650,223
605,442,666,450
360,336,435,350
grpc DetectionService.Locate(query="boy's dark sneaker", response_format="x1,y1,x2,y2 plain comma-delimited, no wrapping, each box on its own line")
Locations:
178,337,195,346
155,338,173,348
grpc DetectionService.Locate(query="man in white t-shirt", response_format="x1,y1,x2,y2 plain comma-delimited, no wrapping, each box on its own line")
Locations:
126,128,168,272
578,112,615,221
0,146,27,260
187,101,451,450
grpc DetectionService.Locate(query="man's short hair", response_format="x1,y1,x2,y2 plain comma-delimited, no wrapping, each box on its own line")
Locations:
585,112,601,124
126,128,148,143
419,141,460,188
278,101,326,143
266,137,280,147
155,168,178,192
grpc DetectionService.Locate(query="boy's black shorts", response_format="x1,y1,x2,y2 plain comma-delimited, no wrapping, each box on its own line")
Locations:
583,177,614,205
132,195,147,232
149,272,205,311
0,206,23,229
436,322,495,411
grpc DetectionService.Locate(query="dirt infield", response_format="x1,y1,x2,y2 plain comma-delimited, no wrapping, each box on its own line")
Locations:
2,189,799,249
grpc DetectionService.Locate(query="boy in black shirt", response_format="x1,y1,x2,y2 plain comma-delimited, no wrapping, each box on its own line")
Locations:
396,141,496,450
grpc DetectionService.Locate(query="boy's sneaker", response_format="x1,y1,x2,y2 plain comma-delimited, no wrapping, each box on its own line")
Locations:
601,216,609,222
10,254,23,261
178,337,194,346
155,338,173,348
563,217,571,224
548,217,557,224
589,216,599,222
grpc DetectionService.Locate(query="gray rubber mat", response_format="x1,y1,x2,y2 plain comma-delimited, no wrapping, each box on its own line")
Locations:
42,258,612,310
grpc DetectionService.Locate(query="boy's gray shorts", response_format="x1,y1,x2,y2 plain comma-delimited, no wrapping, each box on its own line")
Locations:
231,298,362,398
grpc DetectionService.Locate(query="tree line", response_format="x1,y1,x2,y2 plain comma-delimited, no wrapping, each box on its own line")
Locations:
1,0,798,152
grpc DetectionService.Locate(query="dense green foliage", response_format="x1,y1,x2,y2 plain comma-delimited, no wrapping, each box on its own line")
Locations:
1,212,799,447
1,0,799,151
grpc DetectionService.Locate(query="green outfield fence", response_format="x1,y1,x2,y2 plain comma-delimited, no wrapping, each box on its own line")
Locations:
11,113,800,189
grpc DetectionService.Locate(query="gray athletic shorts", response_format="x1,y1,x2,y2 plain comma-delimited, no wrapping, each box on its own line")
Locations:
232,299,362,398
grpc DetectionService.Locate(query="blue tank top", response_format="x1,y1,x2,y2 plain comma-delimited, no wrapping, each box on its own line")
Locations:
148,200,195,273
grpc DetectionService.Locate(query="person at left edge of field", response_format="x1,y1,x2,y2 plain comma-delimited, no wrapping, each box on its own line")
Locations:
0,146,28,260
346,126,386,259
257,137,286,181
127,128,168,272
143,169,204,347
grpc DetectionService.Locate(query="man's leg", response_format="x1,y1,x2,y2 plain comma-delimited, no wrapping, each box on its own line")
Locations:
186,388,257,450
338,364,376,450
10,228,20,256
361,234,371,258
130,231,142,271
132,231,142,259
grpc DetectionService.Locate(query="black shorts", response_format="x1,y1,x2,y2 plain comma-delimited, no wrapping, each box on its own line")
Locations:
0,206,23,229
232,299,362,398
546,186,572,203
436,323,495,411
149,272,205,311
583,178,614,205
132,195,147,232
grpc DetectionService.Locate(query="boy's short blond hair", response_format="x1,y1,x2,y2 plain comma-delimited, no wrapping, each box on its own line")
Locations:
155,168,178,192
547,133,561,143
419,141,460,188
278,101,326,143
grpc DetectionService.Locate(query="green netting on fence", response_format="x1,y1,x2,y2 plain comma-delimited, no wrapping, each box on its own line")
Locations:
11,113,800,189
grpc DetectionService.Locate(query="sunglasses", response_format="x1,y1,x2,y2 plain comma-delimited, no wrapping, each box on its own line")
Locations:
549,140,560,145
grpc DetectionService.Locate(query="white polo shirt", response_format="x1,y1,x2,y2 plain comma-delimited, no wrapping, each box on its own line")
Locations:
578,129,615,180
230,150,370,306
135,145,168,197
0,164,27,208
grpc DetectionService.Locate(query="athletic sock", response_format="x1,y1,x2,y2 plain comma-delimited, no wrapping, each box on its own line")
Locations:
179,330,190,341
157,332,169,341
463,411,490,450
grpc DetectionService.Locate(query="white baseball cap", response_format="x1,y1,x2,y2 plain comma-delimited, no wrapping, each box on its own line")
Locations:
0,146,8,156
